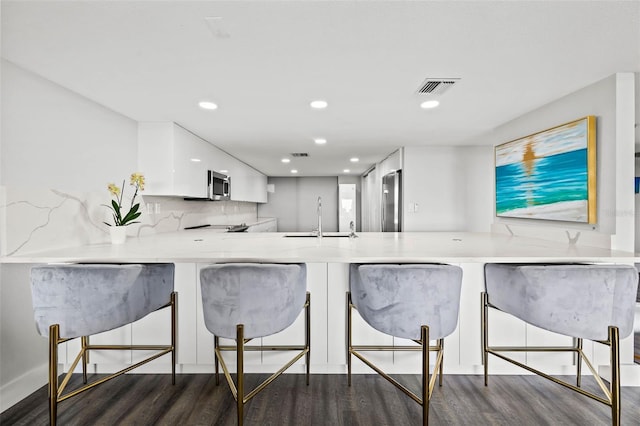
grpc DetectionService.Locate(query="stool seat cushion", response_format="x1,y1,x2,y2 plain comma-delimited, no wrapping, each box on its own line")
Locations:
31,264,175,338
350,264,463,340
484,264,639,340
200,263,306,339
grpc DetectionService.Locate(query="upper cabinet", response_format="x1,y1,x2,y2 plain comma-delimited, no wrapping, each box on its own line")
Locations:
138,122,267,202
224,155,268,203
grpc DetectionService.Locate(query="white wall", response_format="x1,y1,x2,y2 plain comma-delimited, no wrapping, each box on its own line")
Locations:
361,167,378,232
0,61,259,409
462,146,495,232
338,175,361,232
398,73,636,240
258,177,338,232
403,146,467,231
635,72,640,253
475,73,635,251
0,59,141,408
1,61,138,190
401,145,494,232
636,154,640,253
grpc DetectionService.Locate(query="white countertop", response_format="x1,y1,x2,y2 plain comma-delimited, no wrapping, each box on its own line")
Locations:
1,231,638,264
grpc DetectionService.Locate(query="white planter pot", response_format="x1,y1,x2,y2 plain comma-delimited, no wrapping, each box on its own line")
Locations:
109,226,127,244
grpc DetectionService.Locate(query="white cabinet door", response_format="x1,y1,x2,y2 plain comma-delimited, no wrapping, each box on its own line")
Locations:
130,263,197,371
228,156,268,203
139,122,267,202
261,263,327,371
138,122,208,198
171,125,210,198
195,263,262,369
137,122,175,196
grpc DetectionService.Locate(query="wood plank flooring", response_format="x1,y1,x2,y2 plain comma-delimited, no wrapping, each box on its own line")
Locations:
2,372,639,425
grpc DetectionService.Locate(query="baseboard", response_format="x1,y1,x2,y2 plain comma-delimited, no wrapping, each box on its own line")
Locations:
598,363,640,386
0,363,47,413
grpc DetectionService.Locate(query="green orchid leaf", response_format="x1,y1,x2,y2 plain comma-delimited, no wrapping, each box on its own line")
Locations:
122,212,142,226
121,206,141,224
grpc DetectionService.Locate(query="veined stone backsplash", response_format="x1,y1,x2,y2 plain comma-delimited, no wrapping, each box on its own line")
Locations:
0,186,257,256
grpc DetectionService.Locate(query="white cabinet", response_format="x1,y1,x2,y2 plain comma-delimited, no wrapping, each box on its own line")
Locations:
224,155,268,203
65,261,639,378
138,122,268,202
138,122,208,198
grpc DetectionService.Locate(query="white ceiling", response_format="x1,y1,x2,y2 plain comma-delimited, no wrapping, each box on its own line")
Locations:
2,1,639,177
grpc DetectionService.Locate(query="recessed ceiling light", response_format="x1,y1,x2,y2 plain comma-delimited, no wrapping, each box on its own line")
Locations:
291,169,298,174
190,158,201,162
314,138,327,145
281,158,291,163
198,101,218,110
343,169,350,173
310,100,328,109
350,157,359,163
420,100,440,109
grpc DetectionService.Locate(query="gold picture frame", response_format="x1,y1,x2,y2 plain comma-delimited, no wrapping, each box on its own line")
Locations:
495,116,596,223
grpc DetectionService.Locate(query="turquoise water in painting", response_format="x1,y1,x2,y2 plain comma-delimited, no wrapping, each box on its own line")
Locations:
496,148,587,214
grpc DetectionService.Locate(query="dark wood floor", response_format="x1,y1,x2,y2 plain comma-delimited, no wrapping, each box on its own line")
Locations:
2,371,640,425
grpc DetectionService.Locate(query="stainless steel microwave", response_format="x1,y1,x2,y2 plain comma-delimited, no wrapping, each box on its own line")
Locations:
185,170,230,201
209,170,230,201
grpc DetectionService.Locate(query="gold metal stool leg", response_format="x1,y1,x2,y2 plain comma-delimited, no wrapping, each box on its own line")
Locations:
609,326,620,426
81,336,89,384
421,325,429,426
481,292,489,386
438,338,444,387
49,324,59,426
575,337,583,387
171,292,177,385
214,336,220,386
305,292,311,386
237,324,245,426
347,292,352,387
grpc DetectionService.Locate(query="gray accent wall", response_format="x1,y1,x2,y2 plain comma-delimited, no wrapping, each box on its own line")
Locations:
258,177,339,232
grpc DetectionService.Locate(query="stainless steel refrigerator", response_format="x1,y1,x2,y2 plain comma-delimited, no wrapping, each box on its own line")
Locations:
381,170,402,232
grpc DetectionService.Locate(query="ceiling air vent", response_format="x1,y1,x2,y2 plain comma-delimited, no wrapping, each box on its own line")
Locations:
291,153,309,157
417,78,460,95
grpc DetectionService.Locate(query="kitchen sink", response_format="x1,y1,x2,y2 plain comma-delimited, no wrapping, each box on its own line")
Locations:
283,232,354,238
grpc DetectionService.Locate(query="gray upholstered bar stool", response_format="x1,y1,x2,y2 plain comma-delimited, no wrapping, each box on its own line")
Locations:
30,263,176,426
199,263,310,426
347,263,463,425
482,263,639,426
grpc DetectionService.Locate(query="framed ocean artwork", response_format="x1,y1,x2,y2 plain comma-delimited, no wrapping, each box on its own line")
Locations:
495,116,596,223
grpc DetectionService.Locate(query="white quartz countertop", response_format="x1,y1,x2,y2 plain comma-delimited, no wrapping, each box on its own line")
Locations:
1,231,638,264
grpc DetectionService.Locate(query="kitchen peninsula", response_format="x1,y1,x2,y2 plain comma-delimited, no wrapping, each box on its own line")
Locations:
2,231,639,387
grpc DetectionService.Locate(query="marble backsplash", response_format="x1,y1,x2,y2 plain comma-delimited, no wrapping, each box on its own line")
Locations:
0,186,257,256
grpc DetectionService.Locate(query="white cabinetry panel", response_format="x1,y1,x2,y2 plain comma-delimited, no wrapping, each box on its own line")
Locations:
138,122,267,202
72,261,635,378
138,122,208,198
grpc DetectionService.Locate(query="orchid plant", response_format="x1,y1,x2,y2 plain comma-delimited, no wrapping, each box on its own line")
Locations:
104,173,145,227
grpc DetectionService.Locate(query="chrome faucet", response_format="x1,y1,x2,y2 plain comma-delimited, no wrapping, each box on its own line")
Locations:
317,196,323,238
349,220,357,238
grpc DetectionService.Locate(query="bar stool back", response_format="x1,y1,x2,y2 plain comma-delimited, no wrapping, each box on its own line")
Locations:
199,263,310,426
482,263,638,425
30,263,176,425
348,263,463,425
